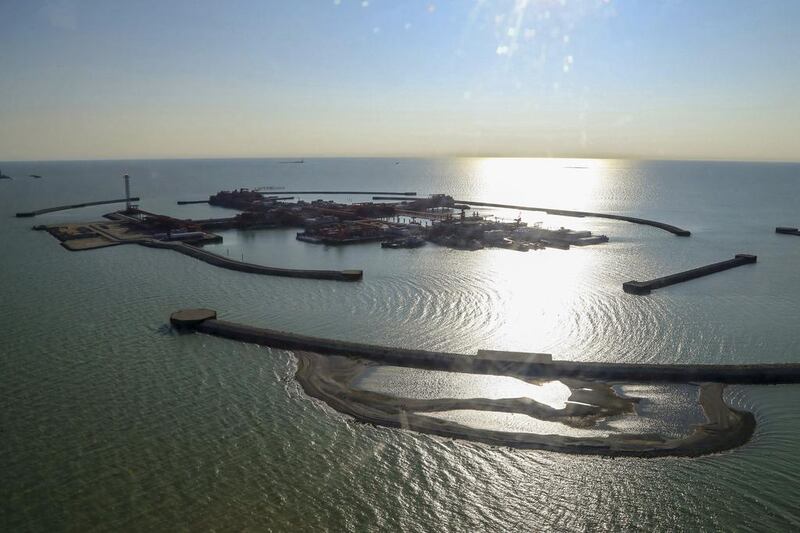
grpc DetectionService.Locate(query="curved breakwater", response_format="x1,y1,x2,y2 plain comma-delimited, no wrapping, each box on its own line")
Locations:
54,223,363,282
170,309,800,384
142,240,362,281
454,200,692,236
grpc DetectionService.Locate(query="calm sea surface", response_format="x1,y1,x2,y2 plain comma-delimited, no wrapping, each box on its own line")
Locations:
1,158,799,531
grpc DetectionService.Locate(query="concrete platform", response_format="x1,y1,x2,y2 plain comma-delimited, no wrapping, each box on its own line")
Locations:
170,309,218,328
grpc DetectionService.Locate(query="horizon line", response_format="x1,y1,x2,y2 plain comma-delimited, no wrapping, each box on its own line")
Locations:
2,153,798,164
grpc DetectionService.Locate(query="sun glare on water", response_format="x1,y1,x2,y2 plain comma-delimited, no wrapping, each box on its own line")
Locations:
472,157,607,209
456,157,616,355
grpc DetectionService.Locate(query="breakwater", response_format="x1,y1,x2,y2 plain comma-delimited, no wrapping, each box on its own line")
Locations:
452,200,691,236
274,191,416,196
170,309,800,384
42,216,363,281
15,197,141,218
178,196,295,205
623,254,756,295
372,196,423,201
144,241,363,281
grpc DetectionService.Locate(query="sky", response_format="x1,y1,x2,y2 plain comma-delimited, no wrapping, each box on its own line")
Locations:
0,0,798,161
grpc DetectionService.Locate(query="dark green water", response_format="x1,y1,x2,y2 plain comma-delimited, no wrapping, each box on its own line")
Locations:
2,158,799,531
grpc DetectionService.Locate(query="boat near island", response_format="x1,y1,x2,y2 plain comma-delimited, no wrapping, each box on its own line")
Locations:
0,169,12,180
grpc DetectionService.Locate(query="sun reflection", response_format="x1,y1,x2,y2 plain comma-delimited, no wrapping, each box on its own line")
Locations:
478,243,598,354
355,366,572,408
453,157,614,357
471,157,608,210
486,377,572,409
425,410,608,437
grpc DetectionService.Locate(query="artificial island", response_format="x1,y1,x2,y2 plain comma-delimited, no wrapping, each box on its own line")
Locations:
27,178,619,282
25,177,759,294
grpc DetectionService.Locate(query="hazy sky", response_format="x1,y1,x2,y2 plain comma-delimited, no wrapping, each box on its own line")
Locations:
1,0,798,161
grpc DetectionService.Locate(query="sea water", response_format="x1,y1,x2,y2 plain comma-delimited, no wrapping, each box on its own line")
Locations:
1,158,799,531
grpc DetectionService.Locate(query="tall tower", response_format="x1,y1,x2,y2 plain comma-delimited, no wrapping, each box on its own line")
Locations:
123,174,131,211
